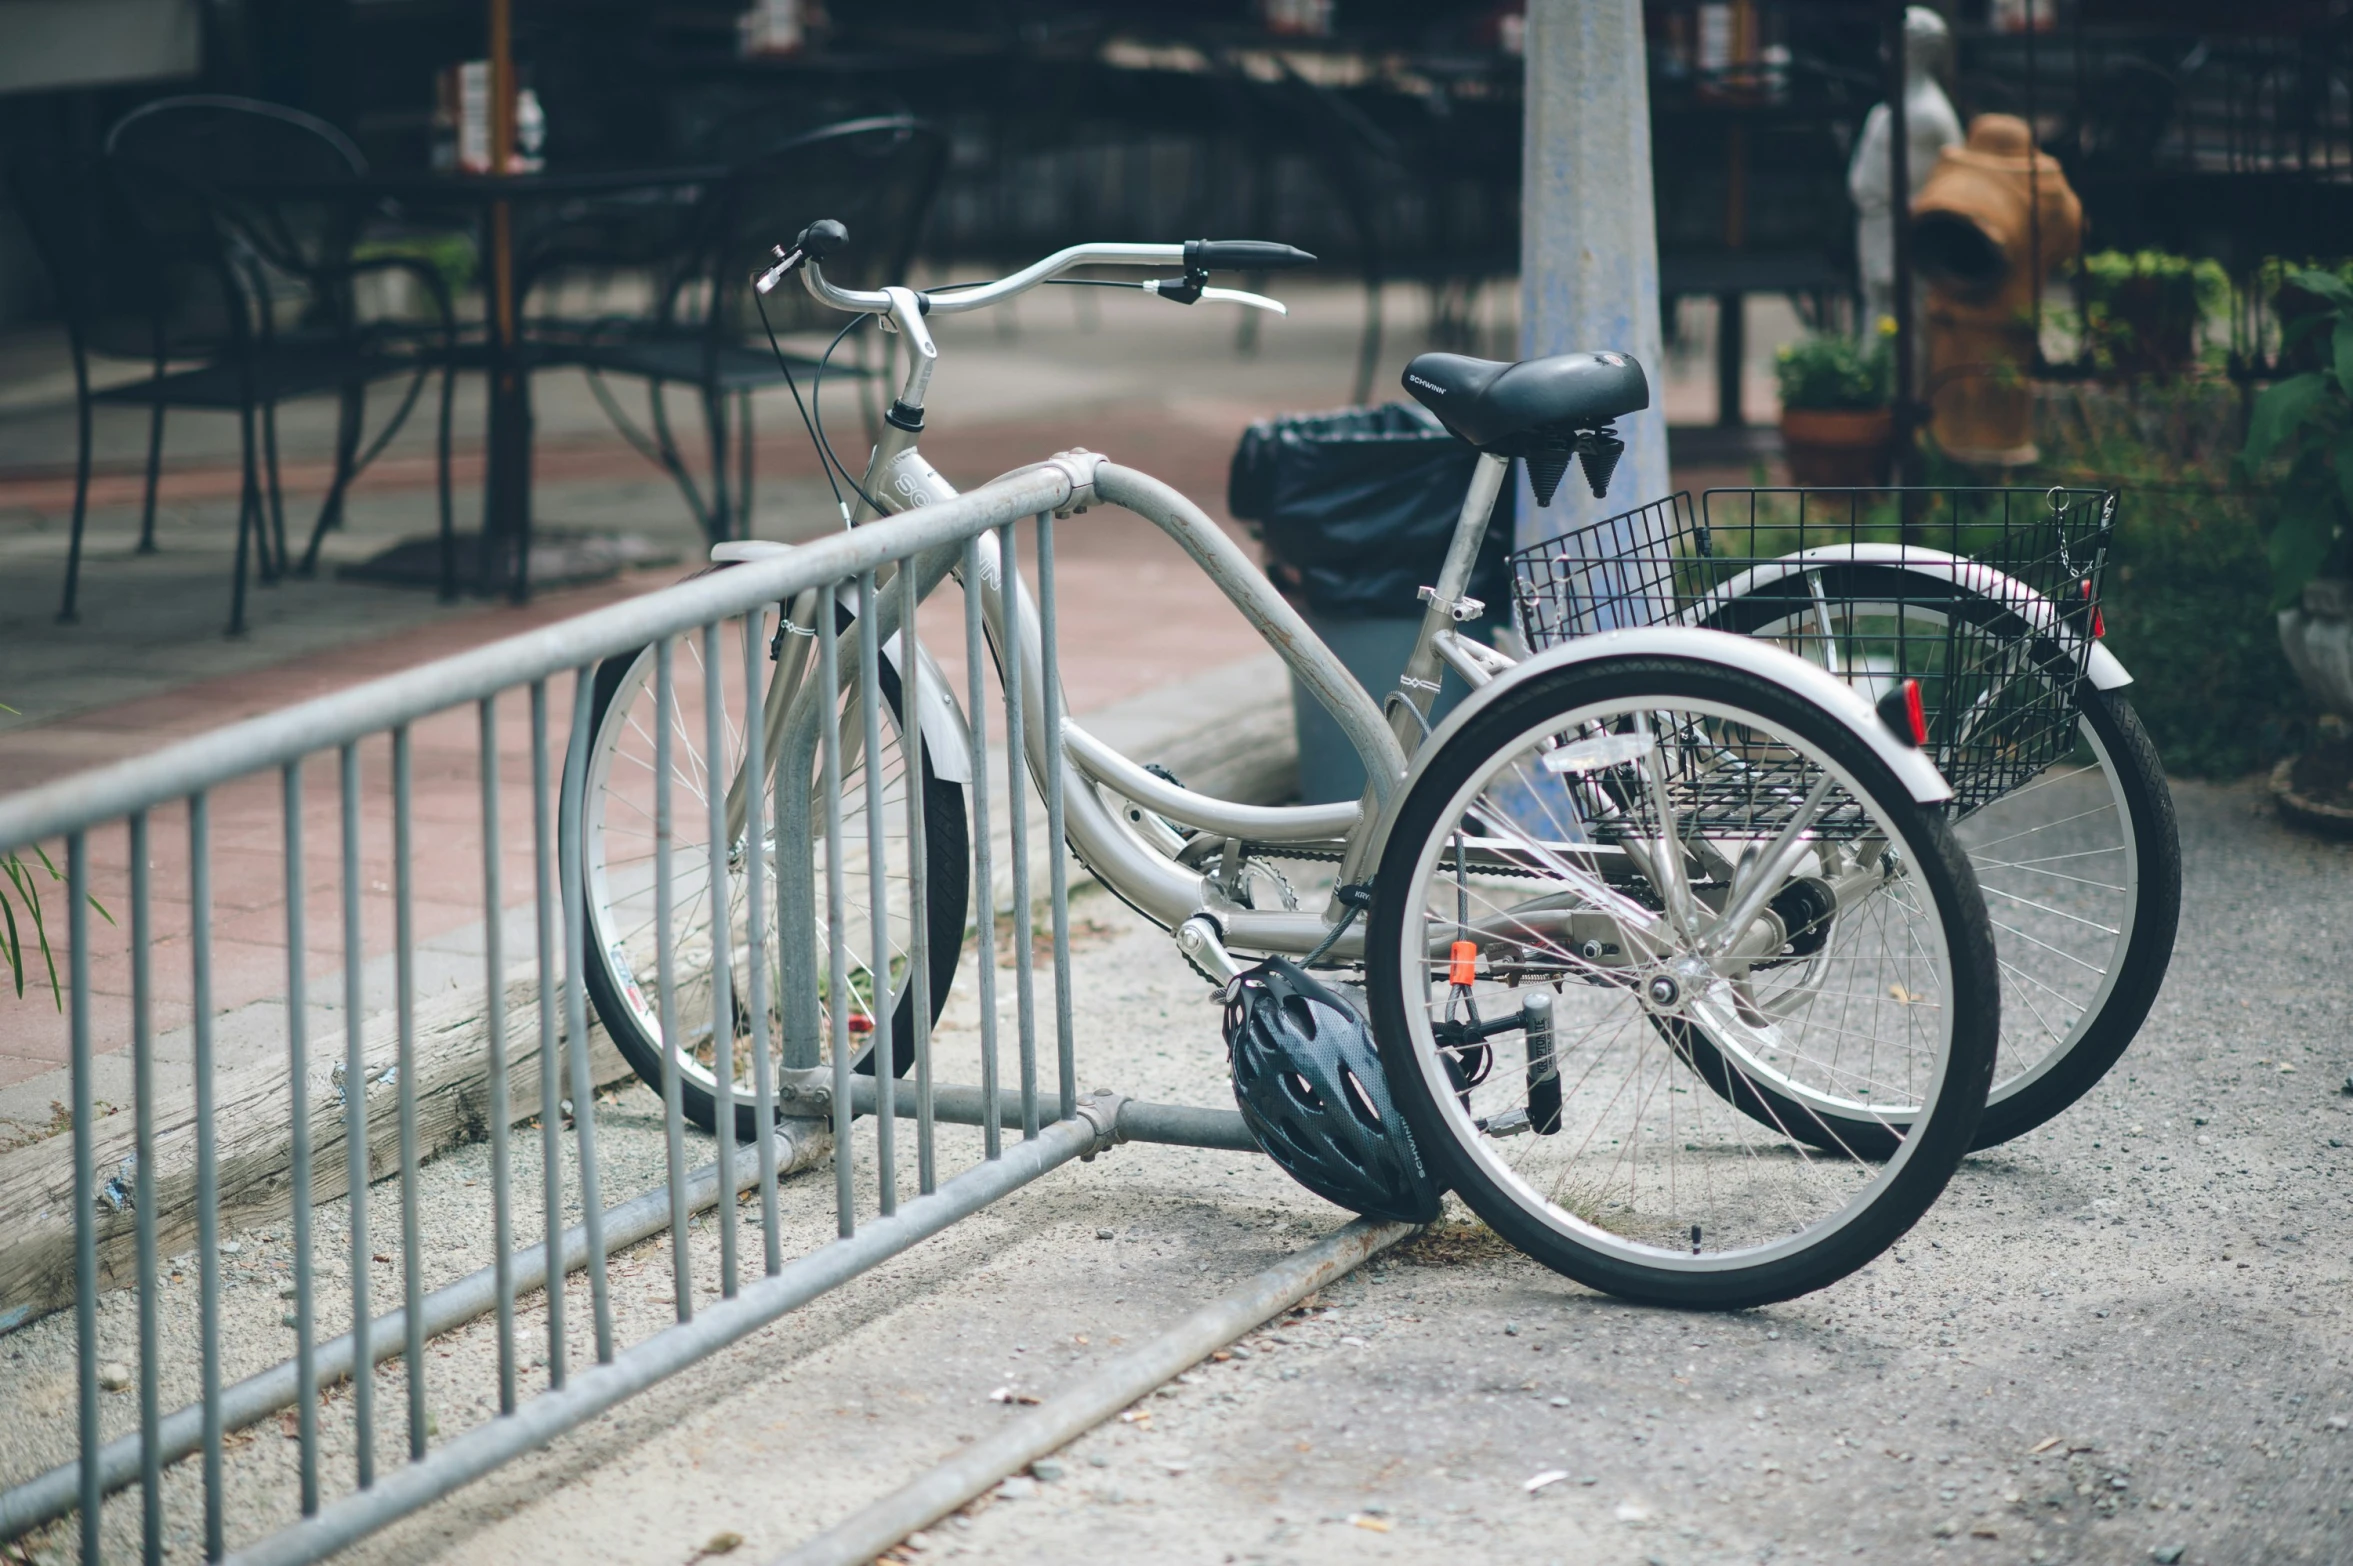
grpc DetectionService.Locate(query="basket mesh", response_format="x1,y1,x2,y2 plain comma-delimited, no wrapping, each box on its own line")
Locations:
1508,486,2118,820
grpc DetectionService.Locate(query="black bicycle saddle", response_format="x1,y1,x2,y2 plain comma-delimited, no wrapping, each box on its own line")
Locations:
1402,350,1650,504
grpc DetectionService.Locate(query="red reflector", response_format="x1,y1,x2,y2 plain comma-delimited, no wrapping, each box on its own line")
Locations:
2091,606,2106,639
1901,679,1928,747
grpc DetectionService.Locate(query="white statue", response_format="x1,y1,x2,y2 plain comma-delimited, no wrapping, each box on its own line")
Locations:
1848,6,1963,335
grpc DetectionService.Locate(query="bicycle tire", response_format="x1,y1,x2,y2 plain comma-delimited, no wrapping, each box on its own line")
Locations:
1697,565,2179,1150
1364,654,1999,1309
575,615,968,1142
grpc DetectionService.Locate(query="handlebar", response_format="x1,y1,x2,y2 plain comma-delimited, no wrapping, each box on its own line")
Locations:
756,221,1316,318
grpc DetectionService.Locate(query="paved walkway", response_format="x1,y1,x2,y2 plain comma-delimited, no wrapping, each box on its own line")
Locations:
0,279,1772,1124
0,775,2343,1566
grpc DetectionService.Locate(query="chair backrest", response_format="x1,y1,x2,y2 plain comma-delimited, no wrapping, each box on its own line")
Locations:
105,94,368,283
709,115,950,338
5,156,244,364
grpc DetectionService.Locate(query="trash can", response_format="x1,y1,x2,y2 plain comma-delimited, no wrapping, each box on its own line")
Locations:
1229,404,1511,804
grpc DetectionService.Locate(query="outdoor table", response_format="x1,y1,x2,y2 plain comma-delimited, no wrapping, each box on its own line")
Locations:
236,164,731,601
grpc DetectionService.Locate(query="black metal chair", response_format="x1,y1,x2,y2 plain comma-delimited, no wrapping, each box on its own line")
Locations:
91,95,457,625
530,115,947,544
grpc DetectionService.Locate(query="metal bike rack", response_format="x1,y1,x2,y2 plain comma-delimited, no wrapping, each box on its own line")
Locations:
0,462,1261,1565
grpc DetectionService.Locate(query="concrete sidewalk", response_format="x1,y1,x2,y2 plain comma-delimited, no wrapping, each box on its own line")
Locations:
0,775,2342,1566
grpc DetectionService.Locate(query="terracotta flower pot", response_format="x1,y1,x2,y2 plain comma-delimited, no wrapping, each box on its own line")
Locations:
1779,407,1895,487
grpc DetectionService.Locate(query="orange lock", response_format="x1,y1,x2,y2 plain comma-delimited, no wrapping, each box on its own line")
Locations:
1448,940,1479,986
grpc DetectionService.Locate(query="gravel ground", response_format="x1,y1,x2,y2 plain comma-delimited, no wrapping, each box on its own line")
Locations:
2,774,2348,1566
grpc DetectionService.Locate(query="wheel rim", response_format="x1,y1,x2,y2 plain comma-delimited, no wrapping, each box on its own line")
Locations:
582,628,927,1103
1731,595,2137,1113
1391,692,1959,1273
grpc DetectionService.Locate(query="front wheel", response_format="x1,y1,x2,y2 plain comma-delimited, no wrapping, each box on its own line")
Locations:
1364,655,1999,1309
574,614,970,1142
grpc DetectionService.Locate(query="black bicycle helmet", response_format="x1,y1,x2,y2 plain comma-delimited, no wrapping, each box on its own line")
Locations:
1223,957,1443,1225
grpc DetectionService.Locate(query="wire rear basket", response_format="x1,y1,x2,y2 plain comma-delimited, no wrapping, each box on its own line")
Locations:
1509,487,2119,819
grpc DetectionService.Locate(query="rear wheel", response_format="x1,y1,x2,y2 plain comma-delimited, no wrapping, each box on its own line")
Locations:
1364,655,1998,1309
1700,565,2180,1148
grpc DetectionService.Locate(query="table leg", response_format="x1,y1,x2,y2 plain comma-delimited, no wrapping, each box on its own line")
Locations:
483,195,532,602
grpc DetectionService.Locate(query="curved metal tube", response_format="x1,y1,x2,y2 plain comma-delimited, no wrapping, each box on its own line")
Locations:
1062,722,1358,843
801,243,1188,318
1090,464,1406,805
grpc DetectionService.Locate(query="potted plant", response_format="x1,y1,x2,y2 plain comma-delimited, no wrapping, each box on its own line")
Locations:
2240,267,2353,832
1775,324,1894,486
2077,250,2228,380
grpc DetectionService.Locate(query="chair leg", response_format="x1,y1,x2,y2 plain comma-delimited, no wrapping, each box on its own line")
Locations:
58,391,94,624
703,385,731,545
136,401,166,554
736,390,754,541
258,399,289,583
436,360,457,602
301,380,364,576
300,384,363,576
229,402,260,637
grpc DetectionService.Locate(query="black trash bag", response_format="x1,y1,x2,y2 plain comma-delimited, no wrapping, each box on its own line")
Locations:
1229,403,1512,620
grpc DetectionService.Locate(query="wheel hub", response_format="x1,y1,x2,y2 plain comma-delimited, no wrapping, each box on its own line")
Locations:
1636,954,1716,1016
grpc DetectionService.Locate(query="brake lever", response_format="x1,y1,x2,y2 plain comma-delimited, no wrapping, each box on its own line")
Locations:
752,245,802,296
1141,277,1287,315
1198,285,1288,315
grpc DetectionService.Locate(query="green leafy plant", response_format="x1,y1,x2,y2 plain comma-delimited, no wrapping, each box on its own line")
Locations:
0,701,116,1008
2074,250,2229,379
2239,268,2353,609
1773,329,1891,412
2023,384,2310,777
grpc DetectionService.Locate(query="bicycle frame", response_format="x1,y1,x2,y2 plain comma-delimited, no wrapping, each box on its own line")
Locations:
722,266,1515,966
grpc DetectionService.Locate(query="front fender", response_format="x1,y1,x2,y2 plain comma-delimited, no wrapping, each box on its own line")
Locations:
1363,625,1953,871
710,539,974,783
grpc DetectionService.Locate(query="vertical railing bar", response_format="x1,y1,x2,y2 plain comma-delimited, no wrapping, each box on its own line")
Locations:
702,620,738,1298
478,698,516,1416
560,666,615,1362
896,559,934,1195
998,523,1039,1141
858,570,896,1217
529,681,566,1389
340,743,373,1488
191,791,223,1561
962,537,1002,1160
740,607,782,1276
819,582,853,1237
1035,512,1075,1123
653,639,692,1323
132,810,165,1560
69,831,98,1566
392,728,426,1460
279,766,317,1518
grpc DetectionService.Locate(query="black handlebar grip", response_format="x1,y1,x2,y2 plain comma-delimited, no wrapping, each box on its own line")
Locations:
1183,240,1317,272
796,219,850,259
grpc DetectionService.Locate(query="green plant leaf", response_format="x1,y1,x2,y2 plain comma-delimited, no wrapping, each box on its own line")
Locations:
2336,316,2353,401
2268,495,2341,609
2242,372,2327,469
2337,429,2353,551
2292,268,2353,308
1,881,24,1000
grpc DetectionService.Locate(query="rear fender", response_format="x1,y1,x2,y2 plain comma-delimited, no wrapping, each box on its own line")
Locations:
1363,625,1952,871
1687,543,2132,691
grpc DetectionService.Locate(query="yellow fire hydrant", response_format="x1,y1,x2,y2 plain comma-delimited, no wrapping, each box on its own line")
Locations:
1909,113,2081,467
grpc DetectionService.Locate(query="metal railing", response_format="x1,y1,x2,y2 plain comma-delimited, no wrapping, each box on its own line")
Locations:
0,462,1254,1564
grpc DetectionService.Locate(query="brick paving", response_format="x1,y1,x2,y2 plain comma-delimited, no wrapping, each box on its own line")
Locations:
0,374,1768,1115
